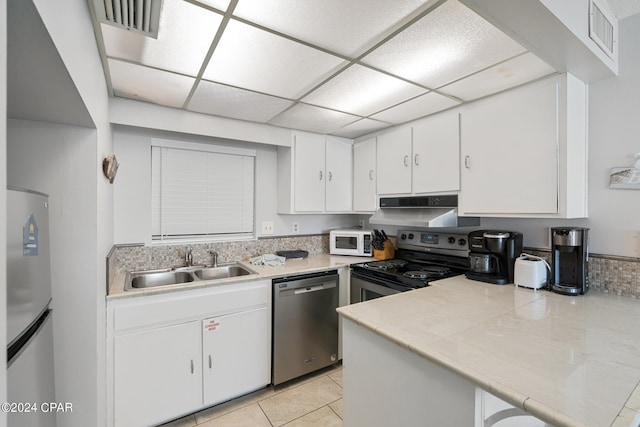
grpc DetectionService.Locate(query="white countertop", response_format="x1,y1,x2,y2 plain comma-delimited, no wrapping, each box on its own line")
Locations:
108,253,373,299
337,276,640,427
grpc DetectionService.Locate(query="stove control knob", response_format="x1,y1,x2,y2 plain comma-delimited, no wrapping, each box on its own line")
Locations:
447,237,456,244
408,233,414,240
458,238,467,246
400,233,407,240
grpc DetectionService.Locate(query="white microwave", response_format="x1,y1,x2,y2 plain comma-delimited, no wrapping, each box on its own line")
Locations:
329,229,372,257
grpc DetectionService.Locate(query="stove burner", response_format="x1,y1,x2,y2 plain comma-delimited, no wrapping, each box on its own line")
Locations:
403,271,429,279
364,260,407,270
419,265,451,276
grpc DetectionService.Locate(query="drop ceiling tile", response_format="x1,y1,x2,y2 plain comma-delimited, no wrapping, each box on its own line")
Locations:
269,103,360,134
232,0,433,56
203,20,347,99
101,0,222,77
362,0,527,89
302,64,427,117
108,59,194,108
187,80,294,122
439,53,557,101
370,91,460,124
331,118,393,139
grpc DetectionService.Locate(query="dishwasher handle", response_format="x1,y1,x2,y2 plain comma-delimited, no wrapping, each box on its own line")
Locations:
294,284,326,294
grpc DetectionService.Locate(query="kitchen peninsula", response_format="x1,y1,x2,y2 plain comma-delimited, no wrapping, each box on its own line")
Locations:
338,277,640,427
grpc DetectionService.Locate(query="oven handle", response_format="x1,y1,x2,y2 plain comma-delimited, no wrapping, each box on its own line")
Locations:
351,270,413,290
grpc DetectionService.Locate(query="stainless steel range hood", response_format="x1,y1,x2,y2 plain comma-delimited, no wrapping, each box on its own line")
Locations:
369,195,480,228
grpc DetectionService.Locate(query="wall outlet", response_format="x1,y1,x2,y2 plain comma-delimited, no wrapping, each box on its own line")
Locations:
359,219,365,229
292,222,300,234
262,221,274,235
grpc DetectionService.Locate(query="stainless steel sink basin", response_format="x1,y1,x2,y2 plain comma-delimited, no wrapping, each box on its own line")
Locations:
128,270,195,289
124,263,257,291
193,264,256,280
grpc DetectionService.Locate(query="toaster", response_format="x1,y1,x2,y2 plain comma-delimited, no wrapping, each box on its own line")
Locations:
514,255,548,289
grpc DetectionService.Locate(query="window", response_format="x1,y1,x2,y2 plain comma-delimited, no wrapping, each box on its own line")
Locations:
151,139,255,241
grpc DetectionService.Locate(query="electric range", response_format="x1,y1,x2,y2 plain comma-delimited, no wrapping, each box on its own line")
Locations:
350,229,470,303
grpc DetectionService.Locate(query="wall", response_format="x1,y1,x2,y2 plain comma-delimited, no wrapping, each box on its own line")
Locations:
113,126,366,245
12,0,113,426
0,0,7,424
7,119,97,426
482,13,640,259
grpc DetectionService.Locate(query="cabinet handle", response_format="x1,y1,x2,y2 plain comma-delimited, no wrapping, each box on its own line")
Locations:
414,154,419,166
328,171,333,181
403,155,409,167
208,355,212,369
368,170,374,180
464,155,470,169
319,170,323,181
190,359,194,374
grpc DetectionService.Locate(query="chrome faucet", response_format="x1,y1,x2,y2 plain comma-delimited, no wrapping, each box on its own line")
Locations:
185,248,193,267
209,250,218,268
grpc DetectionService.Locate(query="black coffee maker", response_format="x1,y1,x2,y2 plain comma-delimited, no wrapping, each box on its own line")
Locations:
466,230,523,285
550,227,589,295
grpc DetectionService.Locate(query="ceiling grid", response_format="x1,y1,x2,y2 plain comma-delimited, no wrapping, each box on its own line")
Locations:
94,0,561,138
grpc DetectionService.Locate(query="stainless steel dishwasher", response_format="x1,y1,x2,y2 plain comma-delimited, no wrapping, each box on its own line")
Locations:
272,270,339,385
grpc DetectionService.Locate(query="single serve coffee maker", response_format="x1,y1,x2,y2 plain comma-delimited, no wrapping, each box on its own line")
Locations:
466,230,523,285
550,227,589,295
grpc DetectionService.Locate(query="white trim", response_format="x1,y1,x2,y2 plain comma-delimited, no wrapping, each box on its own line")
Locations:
151,137,257,157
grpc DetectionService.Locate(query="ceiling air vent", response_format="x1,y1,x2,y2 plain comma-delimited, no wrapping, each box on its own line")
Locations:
589,0,617,59
93,0,163,38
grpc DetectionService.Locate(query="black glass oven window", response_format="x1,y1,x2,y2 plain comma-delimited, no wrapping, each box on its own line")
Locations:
362,288,385,301
336,236,358,250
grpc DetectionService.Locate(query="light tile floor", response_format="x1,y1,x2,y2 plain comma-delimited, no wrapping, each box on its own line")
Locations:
158,364,343,427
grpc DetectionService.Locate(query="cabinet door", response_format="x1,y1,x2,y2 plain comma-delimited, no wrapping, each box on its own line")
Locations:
202,307,271,407
460,82,558,215
412,112,460,194
353,139,377,212
377,127,412,195
114,321,202,427
325,138,353,212
294,133,326,212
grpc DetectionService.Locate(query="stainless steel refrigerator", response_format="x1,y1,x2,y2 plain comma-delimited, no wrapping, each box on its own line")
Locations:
7,187,56,427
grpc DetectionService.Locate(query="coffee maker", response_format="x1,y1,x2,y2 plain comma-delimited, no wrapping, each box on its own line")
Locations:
550,227,589,295
466,230,523,285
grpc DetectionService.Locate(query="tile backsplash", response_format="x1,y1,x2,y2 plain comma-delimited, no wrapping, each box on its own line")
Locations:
107,237,640,298
107,234,329,284
524,249,640,298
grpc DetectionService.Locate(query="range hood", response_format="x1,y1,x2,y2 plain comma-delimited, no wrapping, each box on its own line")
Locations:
369,195,480,228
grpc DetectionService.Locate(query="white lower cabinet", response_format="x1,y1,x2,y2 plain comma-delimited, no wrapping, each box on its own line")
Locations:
114,321,202,427
202,307,271,406
108,280,271,427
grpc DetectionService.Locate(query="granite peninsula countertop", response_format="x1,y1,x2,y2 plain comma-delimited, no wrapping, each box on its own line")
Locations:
108,253,373,299
337,276,640,427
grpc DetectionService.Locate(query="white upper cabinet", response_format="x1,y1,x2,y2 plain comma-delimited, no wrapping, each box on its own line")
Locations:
278,131,352,214
412,112,460,194
293,132,326,212
325,137,353,212
459,73,587,218
376,127,413,195
376,111,460,196
352,138,377,212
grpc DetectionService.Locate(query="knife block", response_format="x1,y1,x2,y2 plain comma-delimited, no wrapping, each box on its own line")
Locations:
374,240,395,260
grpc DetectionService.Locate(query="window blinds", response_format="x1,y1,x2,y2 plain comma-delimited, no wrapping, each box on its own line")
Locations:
151,145,255,240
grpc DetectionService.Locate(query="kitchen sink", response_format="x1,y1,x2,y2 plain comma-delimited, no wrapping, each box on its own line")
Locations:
124,263,257,291
128,270,195,289
193,264,255,280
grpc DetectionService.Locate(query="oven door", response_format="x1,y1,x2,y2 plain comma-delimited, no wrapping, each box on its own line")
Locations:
350,270,412,303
